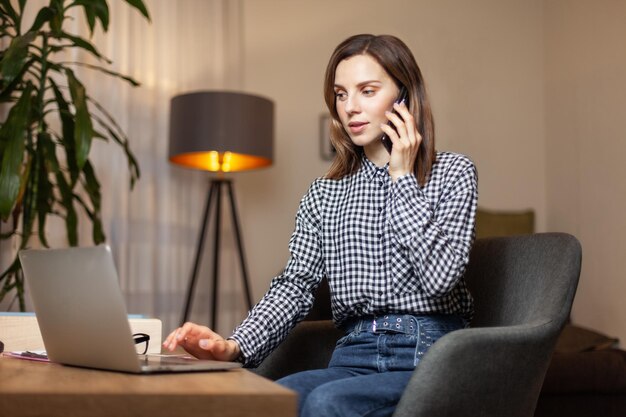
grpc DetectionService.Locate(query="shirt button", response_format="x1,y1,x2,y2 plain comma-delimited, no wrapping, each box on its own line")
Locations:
378,291,384,296
378,261,383,266
378,207,383,212
377,234,382,239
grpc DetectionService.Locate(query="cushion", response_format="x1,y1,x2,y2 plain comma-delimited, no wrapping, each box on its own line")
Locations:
542,349,626,393
475,208,534,239
555,324,619,353
542,324,625,394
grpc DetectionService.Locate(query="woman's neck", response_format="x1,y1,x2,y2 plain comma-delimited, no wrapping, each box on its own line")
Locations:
363,143,390,167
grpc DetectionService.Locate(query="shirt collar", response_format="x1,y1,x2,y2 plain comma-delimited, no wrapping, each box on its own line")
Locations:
361,154,388,183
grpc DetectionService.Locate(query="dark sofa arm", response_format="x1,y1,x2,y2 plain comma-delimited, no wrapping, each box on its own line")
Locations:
253,320,342,381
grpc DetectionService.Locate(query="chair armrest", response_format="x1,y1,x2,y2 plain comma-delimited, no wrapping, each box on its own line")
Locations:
253,320,342,381
394,323,559,417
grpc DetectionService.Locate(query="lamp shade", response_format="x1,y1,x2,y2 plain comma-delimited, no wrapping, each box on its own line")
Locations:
168,91,274,172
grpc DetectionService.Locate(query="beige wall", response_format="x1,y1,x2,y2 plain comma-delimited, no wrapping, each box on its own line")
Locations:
234,0,625,345
545,0,626,344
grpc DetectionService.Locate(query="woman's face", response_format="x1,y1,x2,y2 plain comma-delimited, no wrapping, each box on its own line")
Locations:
334,54,400,151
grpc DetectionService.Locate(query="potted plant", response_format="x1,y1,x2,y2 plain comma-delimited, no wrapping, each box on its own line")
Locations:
0,0,150,309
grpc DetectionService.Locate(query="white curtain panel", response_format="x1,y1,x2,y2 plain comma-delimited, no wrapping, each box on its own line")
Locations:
85,0,247,334
1,0,248,335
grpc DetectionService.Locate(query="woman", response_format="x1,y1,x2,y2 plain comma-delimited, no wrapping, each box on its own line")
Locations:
164,34,478,416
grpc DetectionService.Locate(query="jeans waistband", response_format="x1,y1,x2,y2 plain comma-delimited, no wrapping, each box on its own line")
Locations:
342,313,466,336
343,314,419,335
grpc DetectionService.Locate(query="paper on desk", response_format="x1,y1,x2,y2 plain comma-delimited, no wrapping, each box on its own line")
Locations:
3,350,50,362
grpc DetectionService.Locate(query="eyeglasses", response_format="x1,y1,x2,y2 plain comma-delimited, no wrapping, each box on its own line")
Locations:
132,333,150,355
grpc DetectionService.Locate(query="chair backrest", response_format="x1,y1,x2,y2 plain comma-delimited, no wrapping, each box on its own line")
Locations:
393,233,582,417
466,233,581,328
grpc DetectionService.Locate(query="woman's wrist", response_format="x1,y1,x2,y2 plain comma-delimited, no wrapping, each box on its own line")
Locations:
389,169,410,182
227,338,243,362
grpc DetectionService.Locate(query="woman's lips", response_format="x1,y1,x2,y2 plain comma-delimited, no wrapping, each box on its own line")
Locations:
348,121,369,134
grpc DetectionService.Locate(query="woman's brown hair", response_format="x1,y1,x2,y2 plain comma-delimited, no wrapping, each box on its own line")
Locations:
323,34,435,186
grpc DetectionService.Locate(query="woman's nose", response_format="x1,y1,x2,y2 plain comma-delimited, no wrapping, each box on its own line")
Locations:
344,95,361,114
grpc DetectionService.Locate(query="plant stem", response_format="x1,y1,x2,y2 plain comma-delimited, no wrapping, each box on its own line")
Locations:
36,33,49,136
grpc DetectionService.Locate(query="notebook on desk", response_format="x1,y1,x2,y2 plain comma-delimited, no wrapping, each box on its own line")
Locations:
18,245,241,374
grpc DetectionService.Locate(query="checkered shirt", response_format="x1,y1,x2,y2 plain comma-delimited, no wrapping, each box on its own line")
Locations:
230,151,478,367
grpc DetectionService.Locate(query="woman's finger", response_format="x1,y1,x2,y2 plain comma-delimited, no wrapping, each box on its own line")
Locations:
384,110,409,142
380,123,400,148
392,102,416,144
163,328,183,350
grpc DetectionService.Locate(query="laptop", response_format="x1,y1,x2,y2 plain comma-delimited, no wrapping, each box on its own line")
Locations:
18,245,241,374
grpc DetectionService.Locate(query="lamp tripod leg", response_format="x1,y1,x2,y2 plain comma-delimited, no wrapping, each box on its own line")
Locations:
210,181,223,330
180,179,253,331
180,181,217,325
225,181,254,311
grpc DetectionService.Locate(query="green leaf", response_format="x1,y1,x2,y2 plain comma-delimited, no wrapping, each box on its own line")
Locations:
41,132,60,174
124,0,150,22
0,257,20,285
0,0,18,26
55,171,78,246
58,32,111,63
92,129,109,141
50,78,79,184
81,160,105,243
0,32,36,84
11,152,31,228
101,121,140,187
21,144,39,245
28,6,57,33
0,83,32,219
82,160,101,210
0,57,35,101
66,69,93,170
73,0,110,34
36,133,56,248
49,0,64,35
63,61,140,86
90,102,140,188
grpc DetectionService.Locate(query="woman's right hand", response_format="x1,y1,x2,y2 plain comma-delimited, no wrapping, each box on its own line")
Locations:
162,322,241,362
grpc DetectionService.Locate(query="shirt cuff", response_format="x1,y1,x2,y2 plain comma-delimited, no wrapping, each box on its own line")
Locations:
227,334,252,367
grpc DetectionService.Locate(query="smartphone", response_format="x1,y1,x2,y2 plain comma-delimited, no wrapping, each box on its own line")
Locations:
381,87,409,154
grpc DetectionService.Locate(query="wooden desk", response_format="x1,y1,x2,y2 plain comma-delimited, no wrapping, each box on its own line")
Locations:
0,356,296,417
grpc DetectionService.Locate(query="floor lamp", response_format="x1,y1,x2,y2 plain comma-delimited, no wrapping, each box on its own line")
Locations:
168,91,274,329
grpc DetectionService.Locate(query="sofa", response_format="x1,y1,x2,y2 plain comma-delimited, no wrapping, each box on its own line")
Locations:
535,324,626,417
475,208,626,416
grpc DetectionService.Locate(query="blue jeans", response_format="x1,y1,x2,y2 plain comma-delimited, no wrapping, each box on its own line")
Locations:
277,314,466,417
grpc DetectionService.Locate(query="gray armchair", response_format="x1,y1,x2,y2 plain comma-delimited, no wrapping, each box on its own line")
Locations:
254,233,582,417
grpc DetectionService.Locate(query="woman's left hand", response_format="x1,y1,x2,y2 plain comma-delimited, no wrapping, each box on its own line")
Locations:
380,101,422,182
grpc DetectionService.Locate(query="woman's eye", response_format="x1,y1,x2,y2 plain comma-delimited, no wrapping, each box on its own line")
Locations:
362,89,375,96
335,92,347,101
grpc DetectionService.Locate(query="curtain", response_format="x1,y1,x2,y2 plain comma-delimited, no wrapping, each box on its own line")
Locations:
90,0,248,335
1,0,248,335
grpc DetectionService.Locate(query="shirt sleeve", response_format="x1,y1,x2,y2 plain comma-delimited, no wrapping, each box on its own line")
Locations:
389,156,478,298
229,180,325,367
